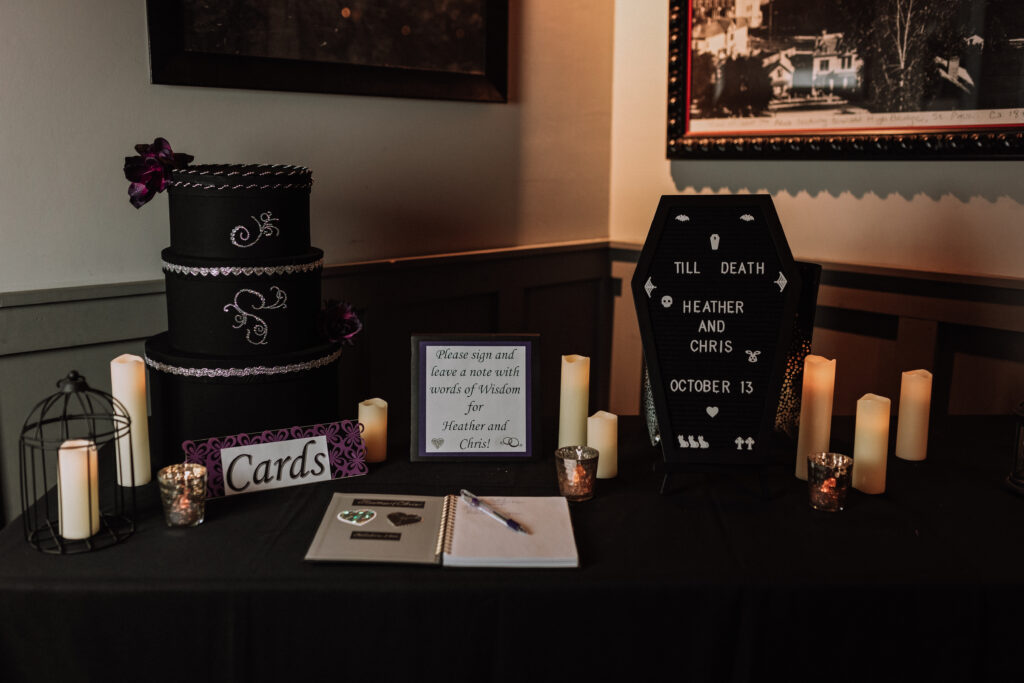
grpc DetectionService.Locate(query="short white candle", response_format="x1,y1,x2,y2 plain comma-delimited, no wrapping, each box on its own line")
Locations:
557,355,590,448
359,398,388,463
57,439,100,540
110,354,152,485
795,355,836,480
895,369,932,462
587,410,618,479
852,393,891,494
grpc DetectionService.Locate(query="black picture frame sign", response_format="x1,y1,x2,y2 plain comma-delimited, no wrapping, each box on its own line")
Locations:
146,0,509,103
632,195,802,466
411,334,540,462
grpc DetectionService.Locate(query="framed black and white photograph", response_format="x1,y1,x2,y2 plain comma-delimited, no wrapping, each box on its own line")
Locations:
668,0,1024,158
147,0,508,102
410,334,540,462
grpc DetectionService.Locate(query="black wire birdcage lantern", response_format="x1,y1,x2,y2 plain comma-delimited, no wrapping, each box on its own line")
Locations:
19,370,137,553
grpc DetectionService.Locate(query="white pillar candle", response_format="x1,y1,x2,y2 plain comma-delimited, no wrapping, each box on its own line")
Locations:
794,355,836,480
895,369,933,462
587,410,618,479
110,354,152,485
852,393,891,494
58,439,100,540
558,355,590,447
359,398,388,463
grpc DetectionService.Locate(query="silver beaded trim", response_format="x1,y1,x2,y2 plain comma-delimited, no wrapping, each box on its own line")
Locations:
145,347,342,378
168,181,313,191
162,258,322,277
173,164,310,177
170,165,312,190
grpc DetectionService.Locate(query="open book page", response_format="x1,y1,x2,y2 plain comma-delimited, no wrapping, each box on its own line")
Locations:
444,496,578,568
305,493,446,564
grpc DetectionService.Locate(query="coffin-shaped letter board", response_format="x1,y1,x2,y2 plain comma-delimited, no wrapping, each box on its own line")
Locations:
632,195,801,465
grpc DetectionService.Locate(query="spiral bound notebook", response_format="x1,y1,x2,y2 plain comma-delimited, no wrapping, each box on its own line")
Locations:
305,492,578,568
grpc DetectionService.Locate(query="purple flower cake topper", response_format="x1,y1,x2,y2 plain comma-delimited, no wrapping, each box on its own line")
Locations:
319,300,363,344
123,137,194,209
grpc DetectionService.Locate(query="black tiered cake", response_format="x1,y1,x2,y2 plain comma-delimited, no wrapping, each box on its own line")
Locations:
145,164,340,463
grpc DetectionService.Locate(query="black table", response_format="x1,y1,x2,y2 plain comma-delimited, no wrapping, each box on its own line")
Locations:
1,416,1021,682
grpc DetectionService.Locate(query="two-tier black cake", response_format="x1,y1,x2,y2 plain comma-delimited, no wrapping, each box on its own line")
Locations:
144,164,341,463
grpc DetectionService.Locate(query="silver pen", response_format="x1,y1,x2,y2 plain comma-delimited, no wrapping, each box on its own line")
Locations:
460,489,529,534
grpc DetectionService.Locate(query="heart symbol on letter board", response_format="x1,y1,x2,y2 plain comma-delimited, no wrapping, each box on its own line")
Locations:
706,406,720,418
431,437,444,449
338,509,376,526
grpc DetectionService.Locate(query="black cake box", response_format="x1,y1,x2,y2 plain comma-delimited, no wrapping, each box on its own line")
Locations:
167,164,312,260
142,161,344,466
145,333,341,464
161,248,324,357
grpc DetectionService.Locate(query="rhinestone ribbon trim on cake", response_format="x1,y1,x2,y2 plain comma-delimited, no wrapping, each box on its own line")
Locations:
162,258,323,277
144,347,342,378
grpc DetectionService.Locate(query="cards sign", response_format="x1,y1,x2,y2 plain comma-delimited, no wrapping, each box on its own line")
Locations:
183,420,367,498
632,195,801,464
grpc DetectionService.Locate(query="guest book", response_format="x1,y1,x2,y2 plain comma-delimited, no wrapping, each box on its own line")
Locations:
305,492,578,568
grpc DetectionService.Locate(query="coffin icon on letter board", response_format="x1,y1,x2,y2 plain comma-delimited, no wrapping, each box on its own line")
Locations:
632,195,802,465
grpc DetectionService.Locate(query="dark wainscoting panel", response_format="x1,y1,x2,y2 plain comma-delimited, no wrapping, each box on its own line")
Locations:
322,243,614,454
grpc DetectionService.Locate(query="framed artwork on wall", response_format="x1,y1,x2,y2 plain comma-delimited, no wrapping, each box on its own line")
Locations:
146,0,508,103
667,0,1024,159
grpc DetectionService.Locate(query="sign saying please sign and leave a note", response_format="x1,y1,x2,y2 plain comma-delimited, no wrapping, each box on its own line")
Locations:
632,195,801,465
411,335,539,461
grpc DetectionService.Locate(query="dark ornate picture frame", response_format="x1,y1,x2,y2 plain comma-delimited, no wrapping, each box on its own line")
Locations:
146,0,508,103
667,0,1024,159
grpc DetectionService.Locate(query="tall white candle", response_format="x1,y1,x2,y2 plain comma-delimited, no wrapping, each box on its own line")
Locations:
558,355,590,447
852,393,891,494
58,439,100,540
359,398,388,463
794,355,836,480
587,410,618,479
110,354,152,485
895,369,933,462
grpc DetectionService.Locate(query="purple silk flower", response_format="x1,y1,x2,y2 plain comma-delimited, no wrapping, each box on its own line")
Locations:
123,137,194,208
319,300,363,344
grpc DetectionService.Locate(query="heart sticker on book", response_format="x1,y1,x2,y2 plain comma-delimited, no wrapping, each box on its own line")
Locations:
387,512,422,527
431,437,444,449
338,509,376,526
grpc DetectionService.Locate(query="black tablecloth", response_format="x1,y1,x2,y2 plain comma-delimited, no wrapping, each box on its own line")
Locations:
1,416,1021,682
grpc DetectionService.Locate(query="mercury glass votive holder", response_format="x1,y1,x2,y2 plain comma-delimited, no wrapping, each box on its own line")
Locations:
807,452,853,512
157,463,207,527
555,446,599,502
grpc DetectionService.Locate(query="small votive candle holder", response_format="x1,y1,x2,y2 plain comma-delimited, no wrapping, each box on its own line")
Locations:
157,463,207,527
807,452,853,512
554,446,599,502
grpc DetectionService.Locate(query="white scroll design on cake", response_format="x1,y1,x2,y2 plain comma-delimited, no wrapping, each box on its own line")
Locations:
223,286,288,345
230,210,280,248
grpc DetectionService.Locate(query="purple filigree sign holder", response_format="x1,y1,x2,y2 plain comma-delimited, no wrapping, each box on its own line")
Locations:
183,420,367,498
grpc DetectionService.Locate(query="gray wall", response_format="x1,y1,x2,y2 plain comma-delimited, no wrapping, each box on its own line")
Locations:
0,0,614,293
